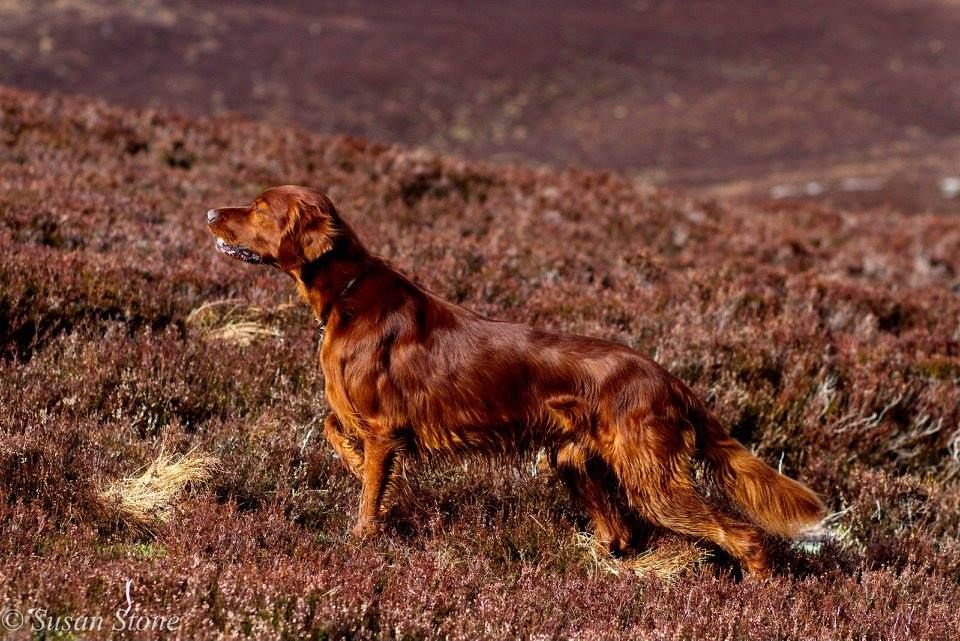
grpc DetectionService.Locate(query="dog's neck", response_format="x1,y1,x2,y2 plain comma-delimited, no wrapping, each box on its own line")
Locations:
291,236,378,325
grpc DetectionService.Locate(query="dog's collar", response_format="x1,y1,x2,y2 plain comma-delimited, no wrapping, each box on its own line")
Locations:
317,275,360,330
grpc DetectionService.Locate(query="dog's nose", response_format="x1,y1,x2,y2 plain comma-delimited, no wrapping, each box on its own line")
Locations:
207,209,218,224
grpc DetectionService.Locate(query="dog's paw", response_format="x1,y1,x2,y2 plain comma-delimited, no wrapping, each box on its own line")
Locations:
350,518,380,540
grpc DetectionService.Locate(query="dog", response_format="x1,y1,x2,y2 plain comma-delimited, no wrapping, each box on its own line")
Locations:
207,185,825,576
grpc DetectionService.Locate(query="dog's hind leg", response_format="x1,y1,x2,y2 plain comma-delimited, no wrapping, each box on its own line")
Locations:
608,418,769,576
553,442,640,555
640,479,769,576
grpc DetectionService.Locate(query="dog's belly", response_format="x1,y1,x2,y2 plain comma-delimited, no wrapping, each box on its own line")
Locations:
408,417,545,457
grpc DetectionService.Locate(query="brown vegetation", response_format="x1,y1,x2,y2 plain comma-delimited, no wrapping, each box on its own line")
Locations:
1,86,959,639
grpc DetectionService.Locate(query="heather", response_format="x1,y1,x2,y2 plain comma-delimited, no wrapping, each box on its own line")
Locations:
1,87,959,640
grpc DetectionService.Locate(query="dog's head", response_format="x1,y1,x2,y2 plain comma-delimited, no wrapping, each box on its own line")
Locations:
207,185,340,270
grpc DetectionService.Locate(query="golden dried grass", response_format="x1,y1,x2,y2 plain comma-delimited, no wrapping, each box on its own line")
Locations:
186,299,286,346
575,532,708,581
98,449,219,533
623,543,709,581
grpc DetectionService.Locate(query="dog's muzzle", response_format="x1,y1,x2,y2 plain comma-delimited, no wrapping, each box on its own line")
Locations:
215,237,262,264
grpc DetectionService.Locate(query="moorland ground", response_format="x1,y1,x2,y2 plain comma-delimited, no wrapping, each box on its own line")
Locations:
0,86,959,640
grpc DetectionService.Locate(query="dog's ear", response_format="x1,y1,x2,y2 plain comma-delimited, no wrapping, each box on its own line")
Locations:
278,197,336,268
297,210,335,262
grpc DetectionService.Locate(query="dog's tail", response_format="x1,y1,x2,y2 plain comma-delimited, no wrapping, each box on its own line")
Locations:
694,412,825,538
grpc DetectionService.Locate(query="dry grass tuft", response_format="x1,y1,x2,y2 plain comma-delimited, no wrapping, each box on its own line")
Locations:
98,449,219,533
624,543,709,581
186,299,285,346
575,532,707,581
574,532,623,576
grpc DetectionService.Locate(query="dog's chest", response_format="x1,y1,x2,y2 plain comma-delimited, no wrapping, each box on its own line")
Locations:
317,329,394,431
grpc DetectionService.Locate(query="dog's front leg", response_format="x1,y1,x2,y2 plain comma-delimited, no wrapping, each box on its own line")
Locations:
324,413,364,479
352,435,397,539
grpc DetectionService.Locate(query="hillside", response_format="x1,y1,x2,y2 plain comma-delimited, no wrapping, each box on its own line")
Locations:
3,0,960,213
1,86,959,640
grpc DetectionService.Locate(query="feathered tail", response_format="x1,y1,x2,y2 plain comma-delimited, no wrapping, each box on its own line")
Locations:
695,414,825,537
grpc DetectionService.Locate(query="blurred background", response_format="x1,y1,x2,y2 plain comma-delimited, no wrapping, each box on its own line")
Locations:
2,0,959,213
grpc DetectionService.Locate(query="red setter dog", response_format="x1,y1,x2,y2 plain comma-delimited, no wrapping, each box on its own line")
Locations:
207,185,824,576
